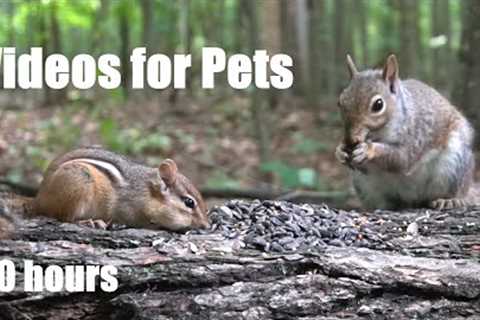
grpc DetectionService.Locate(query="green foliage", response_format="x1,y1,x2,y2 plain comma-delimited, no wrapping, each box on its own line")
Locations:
39,116,81,151
25,145,49,170
99,119,171,155
206,170,241,189
99,118,125,152
292,132,329,155
260,160,319,189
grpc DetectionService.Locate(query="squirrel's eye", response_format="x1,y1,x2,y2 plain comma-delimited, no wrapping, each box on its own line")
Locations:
182,196,196,209
371,98,384,113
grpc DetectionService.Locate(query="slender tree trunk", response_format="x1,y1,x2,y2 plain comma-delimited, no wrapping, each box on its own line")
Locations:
6,1,15,47
49,1,67,104
334,0,354,93
260,0,281,110
308,0,322,106
118,2,130,99
431,0,452,95
378,0,397,63
280,0,299,94
398,0,420,77
295,0,309,97
36,4,53,107
246,0,271,176
90,0,110,55
179,0,193,95
234,0,246,53
454,0,480,139
355,0,369,66
141,0,154,49
217,0,226,48
141,0,154,98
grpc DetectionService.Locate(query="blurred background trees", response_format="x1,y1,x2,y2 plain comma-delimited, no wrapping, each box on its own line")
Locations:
0,0,478,207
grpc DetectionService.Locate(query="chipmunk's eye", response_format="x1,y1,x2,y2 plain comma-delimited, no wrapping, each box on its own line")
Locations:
182,196,196,209
370,95,385,114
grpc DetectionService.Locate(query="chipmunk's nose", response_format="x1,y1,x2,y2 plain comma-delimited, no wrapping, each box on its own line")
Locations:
195,217,210,229
200,219,210,229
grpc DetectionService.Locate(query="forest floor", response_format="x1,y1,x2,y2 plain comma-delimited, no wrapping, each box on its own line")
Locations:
5,89,480,209
0,89,352,208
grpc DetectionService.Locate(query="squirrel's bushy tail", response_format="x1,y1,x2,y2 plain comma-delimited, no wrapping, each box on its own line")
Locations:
0,192,34,238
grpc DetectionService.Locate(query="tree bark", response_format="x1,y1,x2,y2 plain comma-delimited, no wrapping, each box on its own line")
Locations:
36,4,54,107
295,0,309,97
118,1,130,99
431,0,452,95
90,0,110,55
140,0,154,98
246,0,272,172
1,202,479,319
333,0,354,93
454,0,480,139
355,0,369,66
398,0,420,77
49,1,67,104
6,1,15,47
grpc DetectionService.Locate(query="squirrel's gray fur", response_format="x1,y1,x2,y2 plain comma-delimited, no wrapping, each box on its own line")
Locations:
336,54,476,210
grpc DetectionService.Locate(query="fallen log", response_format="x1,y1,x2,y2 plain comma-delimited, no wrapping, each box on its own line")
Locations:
0,200,479,319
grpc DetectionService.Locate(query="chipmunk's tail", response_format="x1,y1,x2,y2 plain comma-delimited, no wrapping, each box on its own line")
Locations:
0,192,35,239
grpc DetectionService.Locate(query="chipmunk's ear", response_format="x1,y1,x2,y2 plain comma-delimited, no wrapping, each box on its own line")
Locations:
346,54,358,79
159,159,178,185
382,54,399,94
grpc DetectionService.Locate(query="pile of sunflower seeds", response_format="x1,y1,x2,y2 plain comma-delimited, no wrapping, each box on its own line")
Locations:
195,200,389,253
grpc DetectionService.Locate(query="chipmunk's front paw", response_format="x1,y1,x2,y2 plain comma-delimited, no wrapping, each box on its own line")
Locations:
335,143,350,165
430,198,466,210
351,142,375,166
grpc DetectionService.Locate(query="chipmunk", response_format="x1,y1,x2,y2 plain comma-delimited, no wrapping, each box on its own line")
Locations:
335,54,478,210
3,146,209,232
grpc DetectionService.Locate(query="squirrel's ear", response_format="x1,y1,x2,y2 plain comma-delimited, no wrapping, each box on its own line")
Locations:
382,54,399,93
346,54,358,79
159,159,178,185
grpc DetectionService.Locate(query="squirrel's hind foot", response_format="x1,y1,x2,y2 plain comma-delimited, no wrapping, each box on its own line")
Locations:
430,198,466,210
77,218,111,230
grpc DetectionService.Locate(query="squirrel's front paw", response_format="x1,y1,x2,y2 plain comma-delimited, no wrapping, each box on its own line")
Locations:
335,143,350,165
351,142,375,166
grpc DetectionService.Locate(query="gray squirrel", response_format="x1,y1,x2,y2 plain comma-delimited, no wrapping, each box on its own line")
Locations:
335,54,478,210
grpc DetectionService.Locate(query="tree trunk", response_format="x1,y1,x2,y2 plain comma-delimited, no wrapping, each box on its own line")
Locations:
140,0,154,98
118,1,130,99
308,0,322,106
260,0,281,110
246,0,271,174
6,1,15,47
1,200,479,319
334,0,354,93
355,0,369,66
294,0,309,97
49,1,67,104
431,0,452,96
398,0,420,77
454,0,480,139
179,0,193,96
36,4,54,107
280,0,300,95
376,0,398,64
90,0,110,55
